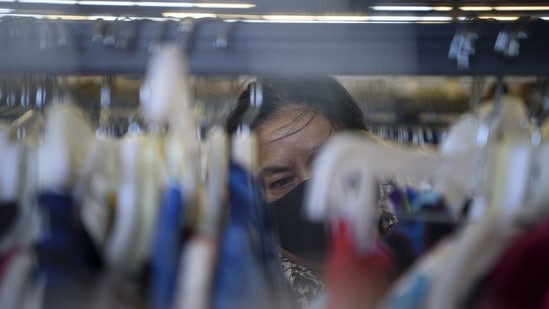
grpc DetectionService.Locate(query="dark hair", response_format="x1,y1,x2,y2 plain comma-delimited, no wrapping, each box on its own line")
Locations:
226,76,367,134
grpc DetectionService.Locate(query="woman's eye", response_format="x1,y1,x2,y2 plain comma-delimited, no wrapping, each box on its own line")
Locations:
269,177,296,190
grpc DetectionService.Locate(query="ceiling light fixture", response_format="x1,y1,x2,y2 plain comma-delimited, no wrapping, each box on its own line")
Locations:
137,2,254,8
136,1,193,7
370,15,452,22
315,15,369,21
432,6,453,11
478,15,519,21
162,12,216,18
459,6,493,11
78,1,134,5
19,0,77,4
194,3,254,8
262,15,316,21
494,6,549,11
371,6,433,11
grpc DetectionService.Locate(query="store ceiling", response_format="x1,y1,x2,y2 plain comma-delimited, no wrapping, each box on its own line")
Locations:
1,0,549,20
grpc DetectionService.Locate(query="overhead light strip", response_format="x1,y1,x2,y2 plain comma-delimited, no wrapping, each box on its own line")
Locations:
494,6,549,11
370,15,452,22
135,1,193,7
18,0,77,4
371,6,453,12
478,15,520,21
78,1,254,8
78,0,134,5
371,6,433,11
138,2,254,8
12,0,255,8
459,6,493,11
161,12,217,18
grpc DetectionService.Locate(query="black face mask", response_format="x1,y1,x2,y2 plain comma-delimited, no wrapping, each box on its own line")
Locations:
269,180,329,264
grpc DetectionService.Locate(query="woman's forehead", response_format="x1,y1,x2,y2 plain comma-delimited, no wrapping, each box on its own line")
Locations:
256,108,334,166
256,106,320,143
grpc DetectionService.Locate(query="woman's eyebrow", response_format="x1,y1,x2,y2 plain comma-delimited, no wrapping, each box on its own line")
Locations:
260,166,292,177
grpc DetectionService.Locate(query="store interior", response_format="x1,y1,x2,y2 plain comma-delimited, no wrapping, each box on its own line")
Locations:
1,1,549,309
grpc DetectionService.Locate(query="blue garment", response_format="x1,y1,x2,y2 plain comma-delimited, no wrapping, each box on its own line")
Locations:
35,192,102,288
211,161,289,309
150,184,185,309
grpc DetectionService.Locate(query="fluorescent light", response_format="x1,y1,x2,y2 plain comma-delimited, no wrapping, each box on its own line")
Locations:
19,0,77,3
194,3,254,8
0,13,41,17
0,8,13,12
371,6,433,11
136,1,193,7
494,6,549,11
370,15,452,22
315,15,369,21
45,14,88,19
162,12,216,18
0,0,15,2
78,1,134,5
459,6,493,11
478,15,519,21
137,2,254,8
432,6,453,11
262,15,316,21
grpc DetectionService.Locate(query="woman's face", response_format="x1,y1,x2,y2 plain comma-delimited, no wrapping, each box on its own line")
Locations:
256,105,337,202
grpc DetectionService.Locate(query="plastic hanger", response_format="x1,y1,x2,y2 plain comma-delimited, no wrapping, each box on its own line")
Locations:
231,80,262,173
9,110,44,145
103,43,198,275
305,132,476,253
37,101,95,193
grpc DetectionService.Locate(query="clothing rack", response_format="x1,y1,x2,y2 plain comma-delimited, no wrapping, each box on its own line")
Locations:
1,18,549,75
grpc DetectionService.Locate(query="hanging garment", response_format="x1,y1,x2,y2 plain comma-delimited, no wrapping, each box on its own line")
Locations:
150,183,185,309
424,215,520,309
0,248,41,309
173,233,218,309
211,161,284,309
469,219,549,309
35,192,102,287
325,220,395,309
0,202,18,240
34,191,103,308
379,238,453,309
383,185,458,273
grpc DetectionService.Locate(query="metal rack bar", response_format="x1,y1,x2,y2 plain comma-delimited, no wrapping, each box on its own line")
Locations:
0,19,548,75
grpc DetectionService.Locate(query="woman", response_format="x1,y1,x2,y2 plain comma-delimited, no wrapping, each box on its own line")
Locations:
227,76,397,307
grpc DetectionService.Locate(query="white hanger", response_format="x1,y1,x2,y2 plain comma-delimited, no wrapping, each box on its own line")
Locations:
231,80,262,174
37,102,95,193
175,129,227,309
101,44,199,274
9,110,44,145
141,43,198,192
305,132,476,253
